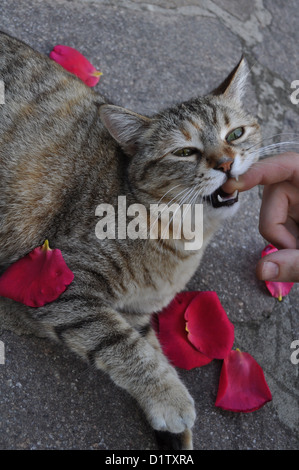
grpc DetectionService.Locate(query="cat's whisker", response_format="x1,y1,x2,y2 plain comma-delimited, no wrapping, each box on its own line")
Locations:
169,195,192,246
173,193,196,250
252,141,299,153
171,189,199,249
148,186,191,242
247,141,299,160
246,133,299,152
245,140,299,165
159,187,195,245
160,186,198,244
237,159,296,180
173,187,202,241
149,187,193,251
156,183,183,205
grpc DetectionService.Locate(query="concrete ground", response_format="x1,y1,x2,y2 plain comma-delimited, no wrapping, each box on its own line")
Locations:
0,0,298,451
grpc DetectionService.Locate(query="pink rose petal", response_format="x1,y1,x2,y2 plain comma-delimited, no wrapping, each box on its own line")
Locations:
50,45,102,87
262,244,294,300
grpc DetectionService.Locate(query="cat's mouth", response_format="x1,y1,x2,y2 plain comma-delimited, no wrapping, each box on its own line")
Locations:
206,187,239,208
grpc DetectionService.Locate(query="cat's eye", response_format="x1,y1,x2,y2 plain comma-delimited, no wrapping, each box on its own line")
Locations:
173,148,197,157
226,127,244,143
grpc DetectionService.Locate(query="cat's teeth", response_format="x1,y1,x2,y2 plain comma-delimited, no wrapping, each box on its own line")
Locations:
235,175,239,182
217,190,238,203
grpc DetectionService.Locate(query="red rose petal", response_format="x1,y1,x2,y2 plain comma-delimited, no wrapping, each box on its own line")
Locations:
215,349,272,412
262,244,294,300
0,240,74,307
157,292,212,370
184,291,234,359
49,45,102,87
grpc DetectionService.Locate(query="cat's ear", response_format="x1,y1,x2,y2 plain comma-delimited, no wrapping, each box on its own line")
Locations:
211,56,248,104
99,104,151,156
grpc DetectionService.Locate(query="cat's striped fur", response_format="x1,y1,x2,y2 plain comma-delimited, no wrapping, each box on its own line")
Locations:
0,32,260,449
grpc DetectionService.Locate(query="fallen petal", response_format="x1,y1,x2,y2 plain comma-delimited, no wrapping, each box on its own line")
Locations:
215,349,272,412
49,45,102,87
265,279,294,301
157,292,212,370
261,244,277,257
262,244,294,300
0,240,74,307
184,291,234,359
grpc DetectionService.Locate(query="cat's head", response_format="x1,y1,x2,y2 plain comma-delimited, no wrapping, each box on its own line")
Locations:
100,57,261,220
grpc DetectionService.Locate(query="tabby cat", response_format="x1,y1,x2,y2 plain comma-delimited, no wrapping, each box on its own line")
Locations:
0,32,261,450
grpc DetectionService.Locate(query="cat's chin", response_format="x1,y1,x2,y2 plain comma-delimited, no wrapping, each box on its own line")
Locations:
213,199,240,218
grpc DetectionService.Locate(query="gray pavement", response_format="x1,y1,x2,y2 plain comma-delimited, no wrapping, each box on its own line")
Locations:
0,0,298,450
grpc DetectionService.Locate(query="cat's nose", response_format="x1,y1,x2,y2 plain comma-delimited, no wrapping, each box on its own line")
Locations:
214,157,233,173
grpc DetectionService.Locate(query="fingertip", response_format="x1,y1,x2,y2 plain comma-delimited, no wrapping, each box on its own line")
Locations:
222,178,244,194
258,249,299,283
256,259,279,281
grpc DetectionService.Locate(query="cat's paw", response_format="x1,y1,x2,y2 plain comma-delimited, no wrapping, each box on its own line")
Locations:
143,378,196,435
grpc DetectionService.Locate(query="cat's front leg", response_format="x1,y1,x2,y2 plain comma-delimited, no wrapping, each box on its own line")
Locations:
32,300,195,449
133,318,194,450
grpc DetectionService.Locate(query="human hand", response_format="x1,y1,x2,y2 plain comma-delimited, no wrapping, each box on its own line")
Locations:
222,153,299,282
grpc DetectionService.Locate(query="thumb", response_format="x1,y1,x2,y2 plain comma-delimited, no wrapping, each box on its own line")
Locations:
257,249,299,282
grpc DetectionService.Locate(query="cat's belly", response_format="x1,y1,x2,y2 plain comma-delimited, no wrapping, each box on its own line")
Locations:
116,249,204,315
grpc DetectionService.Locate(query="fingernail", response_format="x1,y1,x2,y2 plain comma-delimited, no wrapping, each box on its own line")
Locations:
261,261,279,280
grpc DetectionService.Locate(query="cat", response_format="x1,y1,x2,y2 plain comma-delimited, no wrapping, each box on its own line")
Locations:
0,31,261,450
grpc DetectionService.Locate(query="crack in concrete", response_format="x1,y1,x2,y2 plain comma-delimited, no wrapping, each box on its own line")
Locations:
77,0,272,46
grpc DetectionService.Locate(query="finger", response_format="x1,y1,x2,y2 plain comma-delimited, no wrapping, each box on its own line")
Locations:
257,249,299,282
259,184,298,249
222,153,299,194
